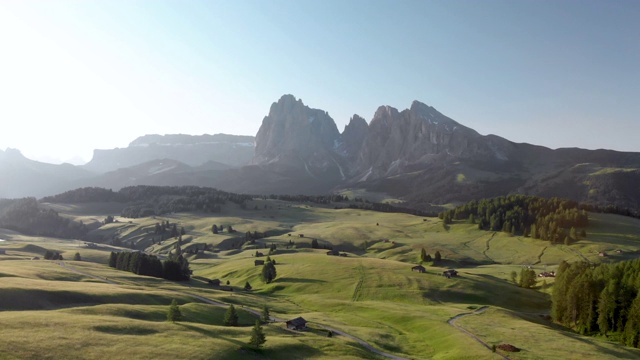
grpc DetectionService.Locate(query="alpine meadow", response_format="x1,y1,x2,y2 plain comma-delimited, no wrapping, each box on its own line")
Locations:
2,1,640,359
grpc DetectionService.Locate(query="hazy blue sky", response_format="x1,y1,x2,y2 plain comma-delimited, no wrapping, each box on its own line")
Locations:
1,0,638,164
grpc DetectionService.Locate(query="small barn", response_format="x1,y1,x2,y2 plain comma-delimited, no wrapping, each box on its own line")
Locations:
411,265,426,273
286,317,307,331
443,269,458,278
255,252,264,257
538,271,556,278
208,279,221,287
255,260,265,266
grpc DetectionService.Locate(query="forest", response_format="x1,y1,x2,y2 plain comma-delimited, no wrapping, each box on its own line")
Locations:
552,259,640,348
439,195,589,243
0,198,88,239
108,251,191,281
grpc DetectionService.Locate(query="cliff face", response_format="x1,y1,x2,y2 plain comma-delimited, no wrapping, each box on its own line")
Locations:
246,95,640,209
340,114,368,162
253,95,344,181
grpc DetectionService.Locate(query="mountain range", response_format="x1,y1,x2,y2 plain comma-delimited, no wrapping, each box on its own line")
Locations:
2,94,639,211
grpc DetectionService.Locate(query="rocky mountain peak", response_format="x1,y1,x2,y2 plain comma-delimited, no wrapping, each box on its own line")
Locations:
254,95,340,165
341,115,369,160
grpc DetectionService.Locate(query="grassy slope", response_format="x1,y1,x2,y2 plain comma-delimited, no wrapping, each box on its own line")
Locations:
1,203,640,359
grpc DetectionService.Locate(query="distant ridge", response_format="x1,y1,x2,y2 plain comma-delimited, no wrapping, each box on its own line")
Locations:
83,133,255,173
2,95,640,212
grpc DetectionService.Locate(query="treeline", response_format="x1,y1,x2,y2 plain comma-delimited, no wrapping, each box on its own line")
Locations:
580,203,640,220
0,198,88,239
552,259,640,347
348,202,434,217
108,251,190,281
41,187,124,203
117,186,251,217
265,194,350,204
439,195,588,243
41,185,252,218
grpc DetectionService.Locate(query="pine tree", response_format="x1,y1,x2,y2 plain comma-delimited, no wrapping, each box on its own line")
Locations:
518,268,536,289
570,227,577,241
434,251,442,263
624,294,640,347
224,304,239,326
510,271,518,284
73,252,81,261
261,261,277,284
248,320,266,349
420,248,427,263
108,252,117,268
167,299,182,322
244,281,252,291
261,304,270,323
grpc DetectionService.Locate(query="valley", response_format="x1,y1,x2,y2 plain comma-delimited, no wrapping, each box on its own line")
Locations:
2,197,640,359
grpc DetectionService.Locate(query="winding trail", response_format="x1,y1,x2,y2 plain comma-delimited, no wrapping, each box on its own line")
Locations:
447,306,510,360
532,246,548,266
481,232,497,261
56,262,408,360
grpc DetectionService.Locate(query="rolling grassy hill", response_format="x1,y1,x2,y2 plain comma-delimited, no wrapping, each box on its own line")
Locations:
1,201,640,359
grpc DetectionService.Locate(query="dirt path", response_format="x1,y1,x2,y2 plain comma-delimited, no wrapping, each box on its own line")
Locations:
532,246,548,266
448,306,510,360
482,232,497,261
56,262,408,360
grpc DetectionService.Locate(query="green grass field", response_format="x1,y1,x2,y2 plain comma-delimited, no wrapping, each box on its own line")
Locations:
1,203,640,359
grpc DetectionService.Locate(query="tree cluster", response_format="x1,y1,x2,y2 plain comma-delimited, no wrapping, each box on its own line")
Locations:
261,259,277,284
518,268,536,289
265,194,349,204
41,187,124,203
348,202,433,217
0,198,88,240
44,250,63,260
439,195,589,243
43,186,251,218
552,259,640,347
108,251,190,281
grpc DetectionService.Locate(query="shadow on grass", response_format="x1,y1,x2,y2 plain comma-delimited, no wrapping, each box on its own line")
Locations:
557,327,640,359
93,324,159,335
275,278,326,284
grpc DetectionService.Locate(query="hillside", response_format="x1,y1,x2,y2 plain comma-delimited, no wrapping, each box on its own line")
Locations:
2,196,640,359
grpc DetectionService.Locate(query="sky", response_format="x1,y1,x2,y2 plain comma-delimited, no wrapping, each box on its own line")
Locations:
0,0,638,165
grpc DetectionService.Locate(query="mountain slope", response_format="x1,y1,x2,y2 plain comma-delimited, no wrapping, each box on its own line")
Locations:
0,149,94,198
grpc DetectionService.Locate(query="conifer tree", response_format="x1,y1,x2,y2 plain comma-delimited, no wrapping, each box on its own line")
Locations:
518,268,536,289
108,252,117,268
224,304,239,326
434,251,442,263
420,248,427,263
73,252,81,261
248,320,266,349
261,261,277,284
261,304,270,323
167,299,182,322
